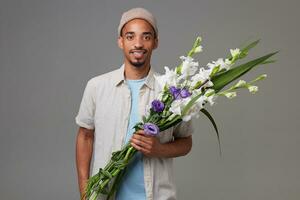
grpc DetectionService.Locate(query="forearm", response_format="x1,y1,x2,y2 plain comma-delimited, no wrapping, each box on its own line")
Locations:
160,135,192,158
76,128,94,197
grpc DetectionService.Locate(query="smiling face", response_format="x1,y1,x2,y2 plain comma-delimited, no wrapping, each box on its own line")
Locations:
118,18,158,69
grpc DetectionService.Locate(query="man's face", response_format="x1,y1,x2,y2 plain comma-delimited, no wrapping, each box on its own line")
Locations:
118,19,158,68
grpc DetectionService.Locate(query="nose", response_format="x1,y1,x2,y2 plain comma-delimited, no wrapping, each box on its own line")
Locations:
134,37,144,49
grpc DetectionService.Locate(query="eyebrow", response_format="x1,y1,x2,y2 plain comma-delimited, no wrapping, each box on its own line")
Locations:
142,32,153,36
124,32,153,36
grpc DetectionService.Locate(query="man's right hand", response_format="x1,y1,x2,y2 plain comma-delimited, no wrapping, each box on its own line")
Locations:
76,127,94,199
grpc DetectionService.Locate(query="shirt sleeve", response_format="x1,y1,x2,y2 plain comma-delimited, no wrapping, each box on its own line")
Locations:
75,79,96,130
173,119,194,138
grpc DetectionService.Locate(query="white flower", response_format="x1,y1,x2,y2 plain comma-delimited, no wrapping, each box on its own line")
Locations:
230,48,241,58
169,100,182,116
179,56,199,79
182,94,210,121
182,100,202,121
190,67,212,88
154,66,178,88
207,58,232,71
144,104,151,117
207,95,217,106
194,45,203,53
248,85,258,94
157,92,164,101
204,89,216,106
206,62,215,69
224,92,237,99
225,58,232,66
170,97,191,117
195,95,206,105
204,80,214,87
235,80,247,87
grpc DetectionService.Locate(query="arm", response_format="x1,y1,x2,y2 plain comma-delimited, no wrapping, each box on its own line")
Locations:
76,127,95,199
131,130,192,158
160,135,192,158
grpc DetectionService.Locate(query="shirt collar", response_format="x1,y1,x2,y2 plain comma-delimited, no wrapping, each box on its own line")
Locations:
114,64,155,90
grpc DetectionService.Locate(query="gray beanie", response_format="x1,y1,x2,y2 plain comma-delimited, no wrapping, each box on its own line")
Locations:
118,7,158,37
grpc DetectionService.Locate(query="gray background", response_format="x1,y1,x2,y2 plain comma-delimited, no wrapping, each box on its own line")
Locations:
1,0,299,199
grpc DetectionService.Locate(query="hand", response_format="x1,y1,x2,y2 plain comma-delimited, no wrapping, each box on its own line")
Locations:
79,179,88,200
130,130,164,158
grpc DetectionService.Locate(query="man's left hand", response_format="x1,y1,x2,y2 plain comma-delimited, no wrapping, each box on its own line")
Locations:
130,130,164,158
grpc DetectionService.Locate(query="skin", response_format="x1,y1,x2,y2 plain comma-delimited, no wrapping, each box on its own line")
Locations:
76,18,192,199
117,18,158,80
76,127,94,199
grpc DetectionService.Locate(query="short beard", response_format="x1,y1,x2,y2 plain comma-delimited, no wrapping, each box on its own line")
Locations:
130,60,145,68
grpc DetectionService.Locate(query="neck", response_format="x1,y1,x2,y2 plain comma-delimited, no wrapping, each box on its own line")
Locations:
124,61,151,80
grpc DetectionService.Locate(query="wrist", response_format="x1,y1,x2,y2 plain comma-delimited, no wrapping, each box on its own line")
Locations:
157,142,168,158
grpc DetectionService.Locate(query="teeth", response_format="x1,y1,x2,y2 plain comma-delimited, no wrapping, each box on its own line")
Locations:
133,52,143,56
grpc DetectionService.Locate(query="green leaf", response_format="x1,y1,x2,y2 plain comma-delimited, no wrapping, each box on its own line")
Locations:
241,39,260,54
200,108,222,156
142,116,147,123
261,59,276,65
211,51,278,92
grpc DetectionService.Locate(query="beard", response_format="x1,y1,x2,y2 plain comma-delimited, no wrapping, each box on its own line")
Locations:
128,48,148,68
129,60,146,68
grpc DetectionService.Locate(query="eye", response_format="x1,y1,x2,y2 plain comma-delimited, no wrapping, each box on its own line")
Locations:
126,35,134,40
144,35,151,40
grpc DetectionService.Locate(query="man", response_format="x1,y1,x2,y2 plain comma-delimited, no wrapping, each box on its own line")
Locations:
75,8,193,200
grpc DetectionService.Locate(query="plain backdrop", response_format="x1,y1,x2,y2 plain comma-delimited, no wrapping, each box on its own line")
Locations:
1,0,299,199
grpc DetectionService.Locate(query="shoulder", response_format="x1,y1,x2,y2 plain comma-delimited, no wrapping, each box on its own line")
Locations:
86,67,120,87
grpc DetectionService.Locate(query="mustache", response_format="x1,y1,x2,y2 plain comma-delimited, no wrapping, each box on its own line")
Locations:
130,49,147,53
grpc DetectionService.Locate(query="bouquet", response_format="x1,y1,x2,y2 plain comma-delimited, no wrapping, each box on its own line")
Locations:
82,37,277,200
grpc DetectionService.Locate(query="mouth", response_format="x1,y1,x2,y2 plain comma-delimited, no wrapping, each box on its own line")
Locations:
130,50,147,59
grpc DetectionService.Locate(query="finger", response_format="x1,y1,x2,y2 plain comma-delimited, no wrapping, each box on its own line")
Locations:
135,130,146,136
131,141,141,150
131,142,150,155
132,133,149,141
131,138,152,150
135,130,154,139
132,134,153,146
131,138,152,153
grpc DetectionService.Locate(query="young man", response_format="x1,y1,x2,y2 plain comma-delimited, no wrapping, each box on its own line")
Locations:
75,8,193,200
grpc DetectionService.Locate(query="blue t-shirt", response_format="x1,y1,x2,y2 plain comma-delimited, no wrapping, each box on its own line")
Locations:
115,78,146,200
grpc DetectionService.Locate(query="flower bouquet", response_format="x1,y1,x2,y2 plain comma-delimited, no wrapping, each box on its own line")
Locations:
82,37,277,200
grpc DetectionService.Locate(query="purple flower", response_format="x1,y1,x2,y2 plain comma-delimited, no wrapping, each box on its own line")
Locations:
180,88,191,98
169,86,181,99
143,123,160,136
169,86,191,99
151,100,165,112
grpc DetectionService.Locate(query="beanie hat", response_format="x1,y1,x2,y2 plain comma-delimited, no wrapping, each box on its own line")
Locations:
118,7,158,37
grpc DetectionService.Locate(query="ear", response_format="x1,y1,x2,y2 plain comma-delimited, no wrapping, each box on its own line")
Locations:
153,36,159,50
117,36,124,49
